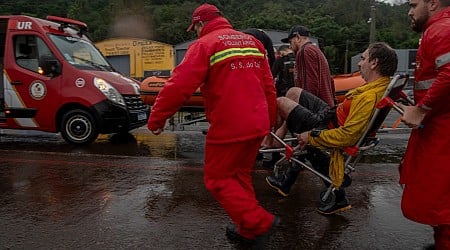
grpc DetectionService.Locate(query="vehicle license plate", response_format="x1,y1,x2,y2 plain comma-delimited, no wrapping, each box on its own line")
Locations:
137,112,147,121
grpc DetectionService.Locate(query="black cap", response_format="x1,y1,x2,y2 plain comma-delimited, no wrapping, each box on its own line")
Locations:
281,25,310,43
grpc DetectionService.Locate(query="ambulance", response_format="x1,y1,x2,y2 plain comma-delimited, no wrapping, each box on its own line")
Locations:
0,15,149,144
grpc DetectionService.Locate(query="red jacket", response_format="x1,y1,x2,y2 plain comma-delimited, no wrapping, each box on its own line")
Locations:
400,7,450,225
148,17,277,144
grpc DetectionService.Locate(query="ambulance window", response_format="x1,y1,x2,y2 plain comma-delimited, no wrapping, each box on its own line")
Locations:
14,35,53,73
49,34,111,71
0,28,5,58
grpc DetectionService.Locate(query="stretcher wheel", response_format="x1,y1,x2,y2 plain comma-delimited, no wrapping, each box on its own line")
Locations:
319,190,335,205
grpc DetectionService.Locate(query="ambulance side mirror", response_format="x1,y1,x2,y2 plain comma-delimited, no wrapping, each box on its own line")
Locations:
39,55,61,77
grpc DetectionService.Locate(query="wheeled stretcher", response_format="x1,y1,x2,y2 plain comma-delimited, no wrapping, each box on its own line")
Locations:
259,74,410,204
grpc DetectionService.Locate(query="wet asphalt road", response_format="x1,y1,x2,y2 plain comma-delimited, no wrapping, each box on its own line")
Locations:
0,118,434,250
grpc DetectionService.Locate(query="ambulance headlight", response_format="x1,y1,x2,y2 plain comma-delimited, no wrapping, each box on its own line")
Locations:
94,77,125,106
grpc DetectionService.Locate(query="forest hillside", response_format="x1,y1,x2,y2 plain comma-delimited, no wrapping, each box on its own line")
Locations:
0,0,418,73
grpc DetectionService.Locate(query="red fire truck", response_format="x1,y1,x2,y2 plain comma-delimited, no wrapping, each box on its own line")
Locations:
0,15,149,144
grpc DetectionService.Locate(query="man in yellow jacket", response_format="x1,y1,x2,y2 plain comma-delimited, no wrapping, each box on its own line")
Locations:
266,42,398,215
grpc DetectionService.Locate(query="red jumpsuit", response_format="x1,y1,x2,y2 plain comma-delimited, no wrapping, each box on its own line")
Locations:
399,7,450,249
147,17,277,239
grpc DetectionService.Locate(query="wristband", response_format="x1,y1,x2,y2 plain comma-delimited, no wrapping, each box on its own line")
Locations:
310,129,321,137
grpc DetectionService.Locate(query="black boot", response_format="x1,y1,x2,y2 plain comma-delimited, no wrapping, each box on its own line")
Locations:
318,188,352,215
266,166,301,197
225,224,254,244
306,147,330,186
262,152,281,169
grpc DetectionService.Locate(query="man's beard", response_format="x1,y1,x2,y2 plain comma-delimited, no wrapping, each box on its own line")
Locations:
411,12,429,33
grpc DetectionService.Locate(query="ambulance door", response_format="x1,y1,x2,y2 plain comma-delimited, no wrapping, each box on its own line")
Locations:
0,20,6,123
4,34,61,131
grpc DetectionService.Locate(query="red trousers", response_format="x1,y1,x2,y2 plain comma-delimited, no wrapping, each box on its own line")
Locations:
204,136,274,239
434,225,450,250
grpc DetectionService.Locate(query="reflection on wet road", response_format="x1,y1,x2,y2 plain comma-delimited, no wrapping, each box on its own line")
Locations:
0,127,433,249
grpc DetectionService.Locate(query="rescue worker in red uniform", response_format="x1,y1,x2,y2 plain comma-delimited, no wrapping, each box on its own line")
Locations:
147,3,279,248
397,0,450,248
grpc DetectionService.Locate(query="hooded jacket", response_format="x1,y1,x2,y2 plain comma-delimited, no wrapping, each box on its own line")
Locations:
399,6,450,225
148,17,277,144
308,76,390,187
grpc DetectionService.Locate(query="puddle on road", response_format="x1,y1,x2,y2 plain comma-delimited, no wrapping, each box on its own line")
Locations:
0,137,432,249
0,128,407,166
0,129,206,160
360,153,403,164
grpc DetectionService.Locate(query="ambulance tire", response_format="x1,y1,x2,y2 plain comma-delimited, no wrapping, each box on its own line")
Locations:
60,109,99,145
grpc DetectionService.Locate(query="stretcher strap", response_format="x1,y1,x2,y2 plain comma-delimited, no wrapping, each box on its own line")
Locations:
344,146,359,156
284,145,294,160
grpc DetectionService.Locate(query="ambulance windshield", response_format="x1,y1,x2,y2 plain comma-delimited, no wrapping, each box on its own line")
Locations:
49,34,113,71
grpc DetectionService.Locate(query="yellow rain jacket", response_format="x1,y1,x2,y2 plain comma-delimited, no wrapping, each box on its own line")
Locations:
308,76,390,188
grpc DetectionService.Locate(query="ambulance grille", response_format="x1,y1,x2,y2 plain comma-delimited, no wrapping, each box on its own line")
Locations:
123,95,148,111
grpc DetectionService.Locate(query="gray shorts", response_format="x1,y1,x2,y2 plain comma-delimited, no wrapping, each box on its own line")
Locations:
286,90,332,133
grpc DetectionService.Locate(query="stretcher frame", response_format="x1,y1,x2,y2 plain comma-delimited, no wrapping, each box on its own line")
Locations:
260,74,410,203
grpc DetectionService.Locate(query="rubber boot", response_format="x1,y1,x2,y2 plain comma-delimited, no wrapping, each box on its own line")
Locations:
318,188,351,215
262,152,281,169
306,147,331,186
266,165,301,196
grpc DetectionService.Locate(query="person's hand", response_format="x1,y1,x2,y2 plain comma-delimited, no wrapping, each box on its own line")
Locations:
297,132,309,150
151,128,163,135
261,134,273,148
396,103,426,129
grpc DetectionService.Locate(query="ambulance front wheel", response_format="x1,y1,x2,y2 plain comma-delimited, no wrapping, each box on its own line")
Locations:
60,109,99,145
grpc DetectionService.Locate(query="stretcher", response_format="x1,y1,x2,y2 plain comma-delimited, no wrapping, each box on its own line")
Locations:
259,74,410,204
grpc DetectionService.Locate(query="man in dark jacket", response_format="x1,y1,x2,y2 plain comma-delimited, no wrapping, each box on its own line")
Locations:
272,45,295,97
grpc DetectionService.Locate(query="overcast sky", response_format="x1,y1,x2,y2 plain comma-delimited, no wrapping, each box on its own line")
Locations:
380,0,408,4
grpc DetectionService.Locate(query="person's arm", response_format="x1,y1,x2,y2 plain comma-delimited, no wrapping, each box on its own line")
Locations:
399,29,450,129
262,55,278,128
148,42,209,133
397,103,426,129
300,46,321,96
416,28,450,112
308,93,378,148
302,47,321,96
271,57,282,79
419,62,450,111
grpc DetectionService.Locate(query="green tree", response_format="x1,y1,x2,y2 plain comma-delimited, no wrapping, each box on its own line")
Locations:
1,0,421,74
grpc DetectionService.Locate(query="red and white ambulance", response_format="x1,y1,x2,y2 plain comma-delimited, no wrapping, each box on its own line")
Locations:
0,15,149,144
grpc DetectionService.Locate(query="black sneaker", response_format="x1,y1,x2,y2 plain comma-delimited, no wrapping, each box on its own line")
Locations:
318,198,352,215
253,216,281,249
225,224,254,244
266,176,289,197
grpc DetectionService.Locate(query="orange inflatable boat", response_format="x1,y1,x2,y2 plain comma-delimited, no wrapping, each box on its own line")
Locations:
140,72,365,109
333,71,365,103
